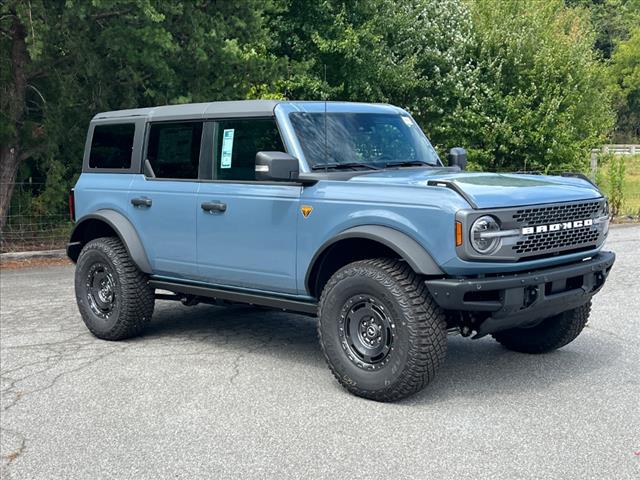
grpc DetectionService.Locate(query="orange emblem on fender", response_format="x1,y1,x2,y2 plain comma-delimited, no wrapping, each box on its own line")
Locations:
301,205,313,218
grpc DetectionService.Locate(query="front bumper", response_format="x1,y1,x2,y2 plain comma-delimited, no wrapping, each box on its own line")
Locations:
425,251,615,336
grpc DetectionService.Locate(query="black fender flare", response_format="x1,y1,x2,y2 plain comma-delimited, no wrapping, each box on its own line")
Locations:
305,225,443,293
67,210,152,274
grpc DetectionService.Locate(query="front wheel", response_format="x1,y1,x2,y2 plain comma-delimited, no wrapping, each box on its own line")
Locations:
75,237,155,340
492,302,591,354
318,259,447,402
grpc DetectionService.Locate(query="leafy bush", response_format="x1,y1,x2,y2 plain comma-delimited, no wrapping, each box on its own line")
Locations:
607,156,626,216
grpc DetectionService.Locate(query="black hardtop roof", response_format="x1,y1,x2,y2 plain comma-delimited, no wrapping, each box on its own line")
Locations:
91,100,396,123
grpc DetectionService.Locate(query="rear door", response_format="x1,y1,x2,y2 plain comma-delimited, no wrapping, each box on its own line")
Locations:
128,121,203,278
196,118,300,294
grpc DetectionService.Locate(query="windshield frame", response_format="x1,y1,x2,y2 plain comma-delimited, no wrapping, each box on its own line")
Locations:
274,102,442,173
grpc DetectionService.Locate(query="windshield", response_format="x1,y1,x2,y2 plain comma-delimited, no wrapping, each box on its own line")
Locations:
289,112,440,169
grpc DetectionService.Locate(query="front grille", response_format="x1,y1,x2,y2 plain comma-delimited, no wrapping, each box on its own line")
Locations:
513,226,600,255
512,201,601,226
456,198,607,262
511,200,604,257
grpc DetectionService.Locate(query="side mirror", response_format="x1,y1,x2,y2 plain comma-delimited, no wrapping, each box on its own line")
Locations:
447,147,468,171
255,151,300,181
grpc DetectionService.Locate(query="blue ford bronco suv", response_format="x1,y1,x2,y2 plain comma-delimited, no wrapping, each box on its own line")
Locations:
68,100,615,401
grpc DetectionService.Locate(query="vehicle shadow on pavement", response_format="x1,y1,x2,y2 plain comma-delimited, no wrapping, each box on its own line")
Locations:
144,301,326,367
143,302,619,404
407,331,619,405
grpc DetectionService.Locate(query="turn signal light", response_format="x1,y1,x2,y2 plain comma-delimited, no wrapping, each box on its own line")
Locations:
455,221,463,246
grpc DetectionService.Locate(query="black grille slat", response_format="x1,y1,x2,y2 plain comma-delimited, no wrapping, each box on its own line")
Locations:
512,201,601,226
513,226,599,254
511,200,603,256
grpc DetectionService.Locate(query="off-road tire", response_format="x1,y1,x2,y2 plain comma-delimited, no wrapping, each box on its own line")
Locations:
318,258,447,402
492,301,591,354
75,237,155,340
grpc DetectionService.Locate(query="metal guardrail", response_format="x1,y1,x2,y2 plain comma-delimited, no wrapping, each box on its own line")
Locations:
593,144,640,156
589,144,640,184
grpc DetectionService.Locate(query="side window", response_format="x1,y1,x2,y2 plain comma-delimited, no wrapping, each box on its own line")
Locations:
146,122,203,179
89,123,135,169
213,118,284,181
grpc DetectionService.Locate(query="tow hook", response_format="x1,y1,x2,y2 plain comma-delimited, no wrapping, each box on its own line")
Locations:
523,285,539,308
181,295,200,306
460,325,476,337
448,312,479,337
594,271,605,290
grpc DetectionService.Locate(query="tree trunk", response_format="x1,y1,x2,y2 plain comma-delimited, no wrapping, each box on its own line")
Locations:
0,145,20,231
0,12,29,231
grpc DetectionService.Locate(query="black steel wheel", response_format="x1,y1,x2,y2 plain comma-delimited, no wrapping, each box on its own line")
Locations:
85,262,117,319
339,295,394,369
318,258,447,402
75,237,154,340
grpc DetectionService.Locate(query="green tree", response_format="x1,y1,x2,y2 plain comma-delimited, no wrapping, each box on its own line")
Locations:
566,0,640,141
465,0,615,172
269,0,479,150
610,27,640,142
1,0,624,230
0,0,282,228
566,0,640,58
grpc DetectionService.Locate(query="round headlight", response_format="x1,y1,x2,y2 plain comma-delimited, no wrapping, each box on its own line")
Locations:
470,216,501,254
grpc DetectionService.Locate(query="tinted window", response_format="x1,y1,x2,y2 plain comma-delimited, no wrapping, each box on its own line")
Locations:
147,122,203,179
213,119,284,181
89,123,135,169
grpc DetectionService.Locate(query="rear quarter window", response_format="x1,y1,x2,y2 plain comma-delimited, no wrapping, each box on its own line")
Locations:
89,123,135,169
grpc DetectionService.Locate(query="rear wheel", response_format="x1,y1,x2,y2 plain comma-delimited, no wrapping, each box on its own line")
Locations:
492,302,591,354
75,237,154,340
318,258,447,402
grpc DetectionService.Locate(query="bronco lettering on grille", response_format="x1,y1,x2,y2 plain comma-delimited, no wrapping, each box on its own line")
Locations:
521,219,593,235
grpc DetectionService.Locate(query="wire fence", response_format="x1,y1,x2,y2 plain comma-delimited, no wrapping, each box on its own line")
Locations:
1,182,73,253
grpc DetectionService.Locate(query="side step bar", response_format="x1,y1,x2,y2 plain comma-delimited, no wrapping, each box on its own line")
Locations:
148,279,318,316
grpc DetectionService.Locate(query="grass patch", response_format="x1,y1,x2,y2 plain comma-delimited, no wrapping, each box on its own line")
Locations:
597,154,640,216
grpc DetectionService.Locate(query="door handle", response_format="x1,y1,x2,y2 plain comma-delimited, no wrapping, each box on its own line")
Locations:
131,197,152,208
201,201,227,213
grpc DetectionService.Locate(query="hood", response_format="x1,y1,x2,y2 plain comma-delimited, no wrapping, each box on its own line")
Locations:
348,169,603,209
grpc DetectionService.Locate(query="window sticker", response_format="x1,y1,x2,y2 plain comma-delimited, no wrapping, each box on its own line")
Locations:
401,116,414,127
220,129,235,168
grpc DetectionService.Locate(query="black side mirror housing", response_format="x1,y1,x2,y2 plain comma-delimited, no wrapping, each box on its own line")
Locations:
446,147,468,171
255,151,300,181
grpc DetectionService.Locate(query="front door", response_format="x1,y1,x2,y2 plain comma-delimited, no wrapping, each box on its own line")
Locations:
128,121,203,278
196,118,300,294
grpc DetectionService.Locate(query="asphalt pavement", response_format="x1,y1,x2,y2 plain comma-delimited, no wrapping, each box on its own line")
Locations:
1,225,639,479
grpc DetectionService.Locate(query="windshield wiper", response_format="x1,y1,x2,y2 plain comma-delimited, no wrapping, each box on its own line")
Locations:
311,162,381,171
384,160,434,168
